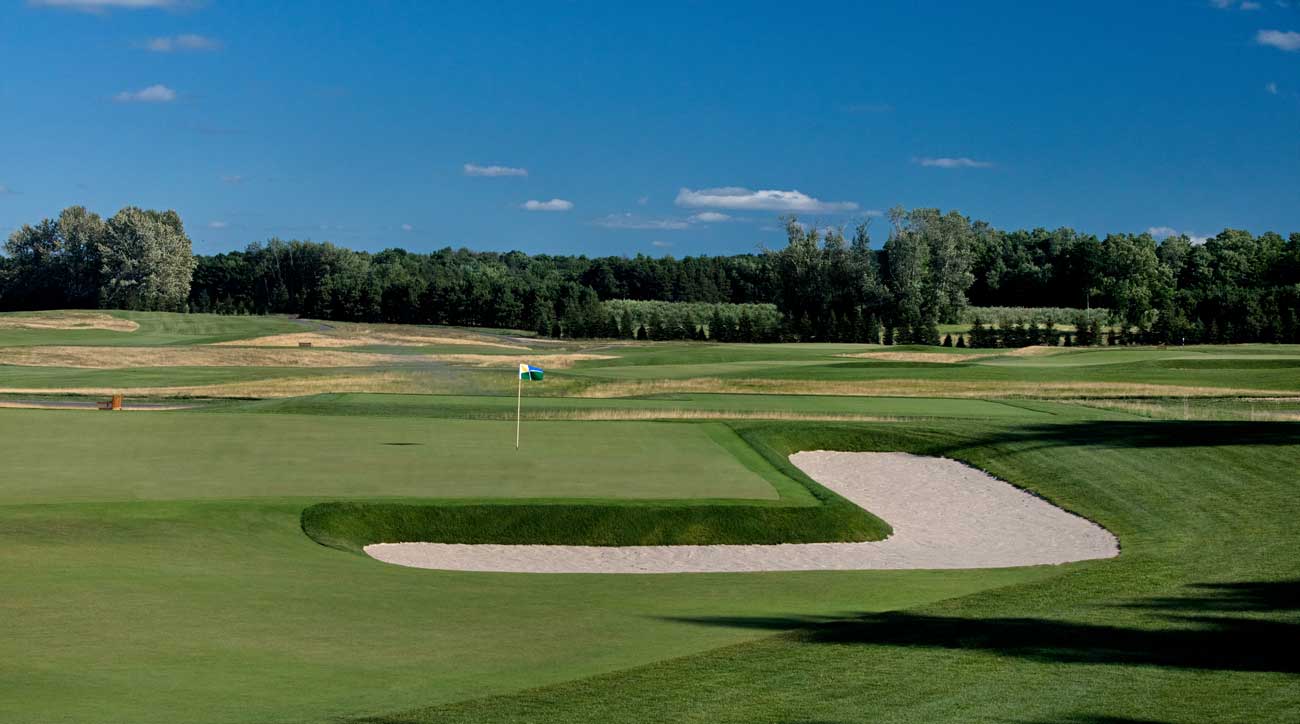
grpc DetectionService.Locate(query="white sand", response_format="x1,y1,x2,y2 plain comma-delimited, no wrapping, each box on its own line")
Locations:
365,452,1119,574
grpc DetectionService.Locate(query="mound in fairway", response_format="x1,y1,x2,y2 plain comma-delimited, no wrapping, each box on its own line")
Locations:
366,452,1118,573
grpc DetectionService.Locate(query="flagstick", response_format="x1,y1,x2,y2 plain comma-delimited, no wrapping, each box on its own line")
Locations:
516,372,522,450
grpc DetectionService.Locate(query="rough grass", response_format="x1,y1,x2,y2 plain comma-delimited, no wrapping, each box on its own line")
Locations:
216,330,528,350
0,310,139,332
0,345,611,370
575,376,1295,399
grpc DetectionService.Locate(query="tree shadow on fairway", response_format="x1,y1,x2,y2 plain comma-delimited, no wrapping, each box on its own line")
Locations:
382,442,423,446
941,421,1300,456
661,580,1300,675
1013,712,1180,717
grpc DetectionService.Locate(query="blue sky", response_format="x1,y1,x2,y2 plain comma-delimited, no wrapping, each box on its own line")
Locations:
1,0,1298,256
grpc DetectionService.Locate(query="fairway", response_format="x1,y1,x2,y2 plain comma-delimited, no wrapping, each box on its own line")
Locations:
0,410,785,503
1,314,1298,724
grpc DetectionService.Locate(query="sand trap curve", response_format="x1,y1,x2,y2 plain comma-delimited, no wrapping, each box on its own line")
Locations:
365,452,1119,574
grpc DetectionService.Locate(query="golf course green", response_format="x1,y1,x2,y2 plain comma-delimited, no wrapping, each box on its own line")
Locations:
1,311,1296,724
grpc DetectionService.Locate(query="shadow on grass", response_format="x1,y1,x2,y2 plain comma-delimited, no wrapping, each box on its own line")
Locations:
662,580,1300,675
947,421,1300,454
1011,717,1174,724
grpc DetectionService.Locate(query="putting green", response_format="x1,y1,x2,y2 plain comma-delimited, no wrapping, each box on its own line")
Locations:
0,410,786,504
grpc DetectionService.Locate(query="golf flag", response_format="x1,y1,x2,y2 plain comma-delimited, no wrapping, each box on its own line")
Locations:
519,363,544,381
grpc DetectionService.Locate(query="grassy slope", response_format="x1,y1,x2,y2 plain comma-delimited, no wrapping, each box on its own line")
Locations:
361,420,1300,724
0,415,1060,724
0,310,304,347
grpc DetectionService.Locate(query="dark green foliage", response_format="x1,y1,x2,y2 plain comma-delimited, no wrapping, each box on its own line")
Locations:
6,205,1299,346
955,334,966,348
942,334,952,347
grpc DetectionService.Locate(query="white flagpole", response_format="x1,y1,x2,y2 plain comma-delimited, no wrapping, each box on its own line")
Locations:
516,370,522,450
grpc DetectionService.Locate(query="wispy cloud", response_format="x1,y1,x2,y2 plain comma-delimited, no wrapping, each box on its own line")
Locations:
1266,81,1280,95
1147,226,1210,244
0,184,17,195
651,240,673,248
593,213,689,230
637,195,650,206
464,163,527,177
521,199,573,212
114,84,177,103
400,223,413,232
220,174,243,185
1211,0,1260,8
675,187,858,212
142,34,220,52
689,211,732,223
1256,29,1300,52
30,0,182,12
208,220,228,229
914,156,994,169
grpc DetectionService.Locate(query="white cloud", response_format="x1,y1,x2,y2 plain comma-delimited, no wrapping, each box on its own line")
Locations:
1266,82,1280,95
651,240,673,248
401,223,413,232
464,163,527,177
675,186,858,212
521,198,573,212
689,211,731,223
113,84,177,103
1257,29,1300,52
1190,235,1211,245
1211,0,1260,7
1146,226,1180,238
914,156,994,169
593,213,689,230
208,220,228,229
220,174,243,184
30,0,180,11
637,195,650,206
144,34,221,52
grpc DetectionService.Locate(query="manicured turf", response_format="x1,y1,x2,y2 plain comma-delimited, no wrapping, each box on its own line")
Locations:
234,392,1054,420
0,410,788,503
352,420,1300,724
4,317,1298,724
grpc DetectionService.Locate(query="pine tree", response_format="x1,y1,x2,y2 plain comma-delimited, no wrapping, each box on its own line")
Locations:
636,324,648,341
942,333,953,347
955,334,967,348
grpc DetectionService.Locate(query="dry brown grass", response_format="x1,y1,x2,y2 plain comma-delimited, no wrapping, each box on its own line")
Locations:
1001,345,1066,357
0,371,425,399
0,401,191,411
0,346,612,370
575,377,1294,400
215,331,528,350
0,311,138,332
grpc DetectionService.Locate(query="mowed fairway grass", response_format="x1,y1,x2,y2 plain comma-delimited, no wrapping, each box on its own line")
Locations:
2,311,1298,723
0,409,1053,724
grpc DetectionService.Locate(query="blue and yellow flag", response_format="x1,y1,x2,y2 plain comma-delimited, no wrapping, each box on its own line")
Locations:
519,363,544,381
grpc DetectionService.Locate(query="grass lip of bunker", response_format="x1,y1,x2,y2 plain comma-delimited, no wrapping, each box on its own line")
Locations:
361,451,1119,573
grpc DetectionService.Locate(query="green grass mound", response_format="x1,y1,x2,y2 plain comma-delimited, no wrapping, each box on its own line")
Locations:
301,425,893,551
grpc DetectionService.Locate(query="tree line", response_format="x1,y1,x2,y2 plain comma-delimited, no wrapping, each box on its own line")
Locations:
3,204,1299,345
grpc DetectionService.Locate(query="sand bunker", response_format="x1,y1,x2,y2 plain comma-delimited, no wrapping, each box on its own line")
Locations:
366,452,1118,574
